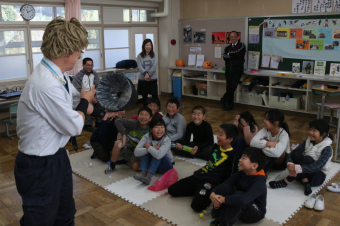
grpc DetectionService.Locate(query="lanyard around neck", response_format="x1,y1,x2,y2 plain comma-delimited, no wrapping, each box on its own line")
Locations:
41,59,68,92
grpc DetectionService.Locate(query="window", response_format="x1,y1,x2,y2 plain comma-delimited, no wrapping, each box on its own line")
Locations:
56,7,65,18
1,5,23,21
0,29,28,80
135,34,143,57
31,29,44,69
103,7,129,23
131,9,156,22
81,7,99,22
31,6,53,21
104,29,129,68
83,29,101,70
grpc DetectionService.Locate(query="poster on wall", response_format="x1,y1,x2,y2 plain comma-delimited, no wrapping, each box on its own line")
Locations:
330,63,340,76
317,29,332,39
302,61,314,74
263,28,275,38
193,31,206,44
334,0,340,11
310,40,324,50
292,0,311,13
324,40,340,50
249,34,260,43
302,29,317,39
312,0,332,13
296,39,310,50
226,32,241,44
212,32,225,44
332,29,340,39
290,28,303,38
314,60,326,75
183,27,192,43
276,28,289,38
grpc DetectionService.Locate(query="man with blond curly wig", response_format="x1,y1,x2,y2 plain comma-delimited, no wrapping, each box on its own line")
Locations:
14,17,116,225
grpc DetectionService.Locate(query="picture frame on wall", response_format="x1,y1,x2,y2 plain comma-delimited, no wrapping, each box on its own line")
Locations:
212,32,225,44
193,31,206,44
183,27,192,43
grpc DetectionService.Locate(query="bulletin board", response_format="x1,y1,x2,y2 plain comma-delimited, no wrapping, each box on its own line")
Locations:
248,14,340,72
179,17,247,67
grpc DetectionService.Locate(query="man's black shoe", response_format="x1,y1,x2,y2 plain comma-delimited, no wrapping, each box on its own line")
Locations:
225,105,233,111
83,125,94,132
220,98,227,111
91,150,97,159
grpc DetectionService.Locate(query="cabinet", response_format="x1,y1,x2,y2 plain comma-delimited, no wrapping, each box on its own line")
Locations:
168,66,340,116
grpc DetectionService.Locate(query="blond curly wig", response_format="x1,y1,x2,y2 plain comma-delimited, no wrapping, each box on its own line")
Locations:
41,17,89,60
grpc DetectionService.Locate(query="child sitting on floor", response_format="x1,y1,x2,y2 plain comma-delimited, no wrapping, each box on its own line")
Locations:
109,106,152,171
168,124,239,213
134,117,174,185
209,147,267,226
90,110,125,162
250,109,290,172
175,105,214,160
232,111,258,158
130,98,162,121
162,97,186,147
269,119,333,196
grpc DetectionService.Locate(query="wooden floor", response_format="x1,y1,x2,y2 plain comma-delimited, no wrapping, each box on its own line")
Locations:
1,96,340,226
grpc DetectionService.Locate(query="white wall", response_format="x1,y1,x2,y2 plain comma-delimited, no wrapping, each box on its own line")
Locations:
158,0,180,93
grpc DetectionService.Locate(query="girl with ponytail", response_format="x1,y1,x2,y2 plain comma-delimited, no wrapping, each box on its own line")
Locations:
250,109,290,172
269,119,332,196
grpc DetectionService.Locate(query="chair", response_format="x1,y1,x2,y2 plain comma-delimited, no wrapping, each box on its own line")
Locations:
311,85,340,127
1,103,18,139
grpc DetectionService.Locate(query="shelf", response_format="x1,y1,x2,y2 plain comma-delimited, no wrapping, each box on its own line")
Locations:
183,94,208,99
238,101,265,107
208,95,221,100
240,84,269,88
208,79,226,83
271,86,307,92
182,77,207,81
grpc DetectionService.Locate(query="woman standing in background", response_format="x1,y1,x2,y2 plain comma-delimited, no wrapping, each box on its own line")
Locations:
137,39,159,106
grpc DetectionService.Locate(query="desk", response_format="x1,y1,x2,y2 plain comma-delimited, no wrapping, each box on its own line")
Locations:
0,97,19,105
311,87,340,119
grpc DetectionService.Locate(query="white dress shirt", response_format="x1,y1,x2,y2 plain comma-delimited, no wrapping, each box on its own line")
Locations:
17,57,84,156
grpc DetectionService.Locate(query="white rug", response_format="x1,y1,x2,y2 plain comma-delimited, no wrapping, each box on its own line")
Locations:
69,149,340,225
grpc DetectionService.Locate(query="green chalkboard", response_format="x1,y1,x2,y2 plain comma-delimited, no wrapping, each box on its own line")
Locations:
248,14,340,73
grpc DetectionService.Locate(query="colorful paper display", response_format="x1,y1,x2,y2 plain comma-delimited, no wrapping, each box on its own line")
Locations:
324,40,340,51
317,29,332,39
290,28,302,38
310,40,324,50
276,28,289,38
296,39,310,50
302,29,317,39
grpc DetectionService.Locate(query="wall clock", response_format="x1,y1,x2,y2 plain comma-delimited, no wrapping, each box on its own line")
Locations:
20,4,35,21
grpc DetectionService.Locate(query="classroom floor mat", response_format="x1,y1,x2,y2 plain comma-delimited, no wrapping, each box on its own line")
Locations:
69,149,340,225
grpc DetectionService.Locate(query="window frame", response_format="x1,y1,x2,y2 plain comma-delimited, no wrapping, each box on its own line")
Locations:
102,6,130,25
81,5,101,24
84,27,103,70
130,8,157,24
0,3,26,25
103,27,131,69
0,27,30,82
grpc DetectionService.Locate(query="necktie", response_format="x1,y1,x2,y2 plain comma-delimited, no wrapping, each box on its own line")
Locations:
232,45,235,51
63,75,69,93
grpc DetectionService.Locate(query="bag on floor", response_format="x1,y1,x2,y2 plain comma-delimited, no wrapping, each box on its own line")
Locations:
148,168,179,191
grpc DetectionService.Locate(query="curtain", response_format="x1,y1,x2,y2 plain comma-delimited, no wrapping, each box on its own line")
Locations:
65,0,82,76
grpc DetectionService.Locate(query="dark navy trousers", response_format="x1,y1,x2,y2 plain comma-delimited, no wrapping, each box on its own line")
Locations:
14,148,76,226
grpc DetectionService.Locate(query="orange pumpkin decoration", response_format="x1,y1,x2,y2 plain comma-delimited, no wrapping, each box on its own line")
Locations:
176,59,184,67
203,61,212,69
